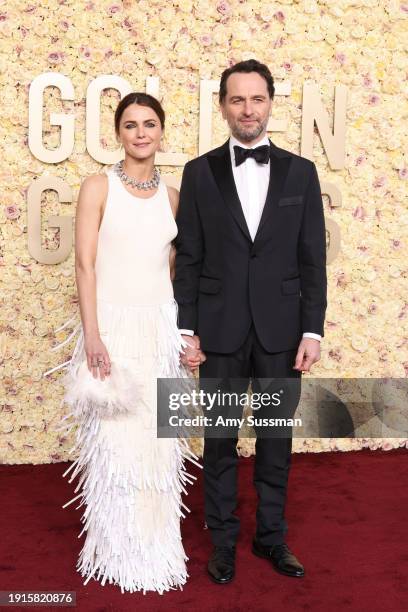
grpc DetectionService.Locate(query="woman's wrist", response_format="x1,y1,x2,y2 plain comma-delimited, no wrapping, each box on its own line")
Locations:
84,328,100,340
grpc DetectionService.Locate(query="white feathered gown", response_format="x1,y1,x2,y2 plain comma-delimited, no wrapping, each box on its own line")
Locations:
43,168,200,594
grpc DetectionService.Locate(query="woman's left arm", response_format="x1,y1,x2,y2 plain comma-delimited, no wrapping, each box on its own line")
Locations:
167,185,179,281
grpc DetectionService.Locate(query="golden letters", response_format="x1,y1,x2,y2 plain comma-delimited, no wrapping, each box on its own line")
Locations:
27,72,344,264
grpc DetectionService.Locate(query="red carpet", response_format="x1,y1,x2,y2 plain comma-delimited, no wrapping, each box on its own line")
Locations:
1,448,407,612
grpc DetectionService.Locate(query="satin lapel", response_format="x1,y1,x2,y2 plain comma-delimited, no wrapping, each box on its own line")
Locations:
207,141,252,243
253,142,292,243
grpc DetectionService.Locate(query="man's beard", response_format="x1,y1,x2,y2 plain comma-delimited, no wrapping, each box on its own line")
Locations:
232,117,268,143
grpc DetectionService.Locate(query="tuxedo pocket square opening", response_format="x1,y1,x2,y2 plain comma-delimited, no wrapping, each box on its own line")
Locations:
199,276,222,294
278,195,304,206
281,277,301,295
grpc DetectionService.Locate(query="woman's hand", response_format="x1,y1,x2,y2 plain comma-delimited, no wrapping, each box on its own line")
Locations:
195,350,207,368
181,335,207,372
186,349,207,371
84,334,111,380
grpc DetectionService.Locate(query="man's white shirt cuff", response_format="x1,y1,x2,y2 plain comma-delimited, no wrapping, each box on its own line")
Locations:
303,332,321,341
179,329,194,336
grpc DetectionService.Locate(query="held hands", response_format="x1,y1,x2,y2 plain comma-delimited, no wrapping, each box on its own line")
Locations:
293,337,321,373
180,334,206,371
84,333,111,380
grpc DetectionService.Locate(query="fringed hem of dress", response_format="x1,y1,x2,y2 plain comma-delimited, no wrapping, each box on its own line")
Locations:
43,298,202,595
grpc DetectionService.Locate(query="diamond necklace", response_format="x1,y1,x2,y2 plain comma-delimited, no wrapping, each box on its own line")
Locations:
113,159,160,190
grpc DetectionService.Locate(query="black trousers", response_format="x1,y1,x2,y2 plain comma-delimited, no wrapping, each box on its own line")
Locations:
199,323,301,548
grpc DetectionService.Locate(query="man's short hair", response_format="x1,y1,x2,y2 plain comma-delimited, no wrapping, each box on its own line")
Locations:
219,59,275,104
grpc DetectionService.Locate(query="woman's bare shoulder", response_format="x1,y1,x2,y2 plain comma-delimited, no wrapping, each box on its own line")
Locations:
80,172,108,192
76,173,109,219
78,172,108,204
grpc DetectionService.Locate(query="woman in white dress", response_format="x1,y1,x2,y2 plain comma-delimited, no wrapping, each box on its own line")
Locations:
43,93,204,594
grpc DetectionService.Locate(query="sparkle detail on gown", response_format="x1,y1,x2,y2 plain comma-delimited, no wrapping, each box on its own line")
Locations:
43,167,201,594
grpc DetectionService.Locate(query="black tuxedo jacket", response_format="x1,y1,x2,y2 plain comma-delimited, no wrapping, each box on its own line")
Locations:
173,138,327,354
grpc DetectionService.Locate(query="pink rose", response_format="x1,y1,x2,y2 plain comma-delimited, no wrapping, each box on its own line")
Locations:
217,1,231,16
352,206,366,220
48,51,64,65
334,52,346,65
368,94,380,105
373,176,386,188
4,205,20,220
398,303,408,319
336,272,346,288
328,349,342,362
187,81,197,92
80,46,91,59
381,442,393,451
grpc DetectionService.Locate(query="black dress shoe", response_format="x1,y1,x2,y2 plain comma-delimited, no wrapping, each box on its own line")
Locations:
207,545,236,584
252,539,305,577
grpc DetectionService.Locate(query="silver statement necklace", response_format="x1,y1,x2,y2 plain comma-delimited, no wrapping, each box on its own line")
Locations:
113,159,160,190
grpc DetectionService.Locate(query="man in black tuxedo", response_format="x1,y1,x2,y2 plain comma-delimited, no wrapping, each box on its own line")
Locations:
174,59,327,583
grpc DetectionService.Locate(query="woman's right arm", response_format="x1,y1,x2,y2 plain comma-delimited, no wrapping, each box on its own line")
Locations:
75,173,110,379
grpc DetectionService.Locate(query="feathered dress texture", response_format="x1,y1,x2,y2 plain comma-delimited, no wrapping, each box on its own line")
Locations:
43,170,201,594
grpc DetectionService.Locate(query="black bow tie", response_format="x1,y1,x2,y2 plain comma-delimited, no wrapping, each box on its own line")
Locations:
233,144,270,167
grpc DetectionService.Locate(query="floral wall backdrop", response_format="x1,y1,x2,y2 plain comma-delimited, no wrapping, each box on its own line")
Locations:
0,0,407,464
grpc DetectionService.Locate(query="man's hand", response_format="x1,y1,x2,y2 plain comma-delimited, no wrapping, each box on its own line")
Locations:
181,334,206,370
293,338,321,373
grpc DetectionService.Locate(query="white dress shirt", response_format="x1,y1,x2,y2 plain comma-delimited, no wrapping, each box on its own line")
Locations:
179,135,321,342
